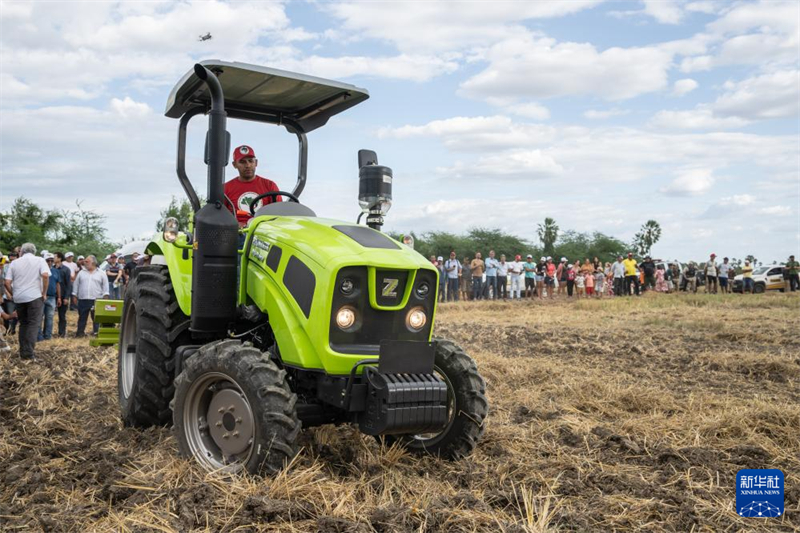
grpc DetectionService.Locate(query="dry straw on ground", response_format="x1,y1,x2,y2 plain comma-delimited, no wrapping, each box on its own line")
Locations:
1,293,798,532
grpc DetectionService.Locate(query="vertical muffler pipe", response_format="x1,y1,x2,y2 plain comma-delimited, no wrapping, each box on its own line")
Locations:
190,64,238,335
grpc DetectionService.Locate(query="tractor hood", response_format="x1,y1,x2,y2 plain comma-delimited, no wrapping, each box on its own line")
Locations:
250,217,430,270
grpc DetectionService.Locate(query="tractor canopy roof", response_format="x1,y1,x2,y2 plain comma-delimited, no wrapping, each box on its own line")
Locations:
165,60,369,133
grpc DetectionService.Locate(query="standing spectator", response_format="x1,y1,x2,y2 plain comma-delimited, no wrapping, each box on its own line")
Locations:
497,255,509,300
508,255,524,299
470,253,485,300
38,254,61,341
655,265,668,292
2,250,19,334
535,257,546,299
436,256,446,302
575,271,586,298
566,264,576,297
641,256,656,292
670,263,681,292
460,255,472,301
786,255,799,292
581,258,594,276
704,253,718,294
63,252,79,283
523,255,537,299
623,253,639,296
484,250,499,300
718,257,732,294
104,254,123,299
594,265,605,298
4,243,49,360
604,262,615,296
592,256,602,273
72,255,109,337
0,306,16,353
54,252,71,337
545,257,556,299
444,252,461,302
683,262,698,293
741,260,754,294
584,268,595,297
612,256,625,296
556,258,567,297
123,252,140,295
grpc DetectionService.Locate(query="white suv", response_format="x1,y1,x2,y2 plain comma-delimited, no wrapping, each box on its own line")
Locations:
733,264,785,293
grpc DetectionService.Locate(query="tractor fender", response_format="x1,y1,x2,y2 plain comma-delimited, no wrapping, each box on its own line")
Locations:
145,234,193,316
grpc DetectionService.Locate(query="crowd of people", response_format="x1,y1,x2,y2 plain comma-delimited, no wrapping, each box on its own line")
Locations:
431,251,800,302
1,243,144,360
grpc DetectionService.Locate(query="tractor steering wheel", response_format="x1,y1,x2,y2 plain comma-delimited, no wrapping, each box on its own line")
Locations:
249,190,300,215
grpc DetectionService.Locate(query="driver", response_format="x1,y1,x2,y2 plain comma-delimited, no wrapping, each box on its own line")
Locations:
224,145,281,227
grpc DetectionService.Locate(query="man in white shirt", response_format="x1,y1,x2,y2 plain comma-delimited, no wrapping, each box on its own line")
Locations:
507,254,524,299
611,256,626,296
72,255,109,337
444,251,462,302
4,243,49,360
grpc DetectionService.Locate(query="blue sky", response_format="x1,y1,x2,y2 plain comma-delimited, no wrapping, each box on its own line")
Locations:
1,0,798,262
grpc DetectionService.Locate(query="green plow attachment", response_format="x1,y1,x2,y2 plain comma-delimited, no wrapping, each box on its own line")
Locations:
90,300,123,347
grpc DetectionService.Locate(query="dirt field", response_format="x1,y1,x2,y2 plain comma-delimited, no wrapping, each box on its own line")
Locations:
1,293,798,532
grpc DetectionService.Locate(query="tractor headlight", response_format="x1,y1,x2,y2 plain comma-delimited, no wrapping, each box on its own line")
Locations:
335,306,357,330
405,306,427,332
163,217,179,243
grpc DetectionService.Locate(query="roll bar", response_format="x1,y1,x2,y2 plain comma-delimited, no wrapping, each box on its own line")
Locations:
175,108,309,212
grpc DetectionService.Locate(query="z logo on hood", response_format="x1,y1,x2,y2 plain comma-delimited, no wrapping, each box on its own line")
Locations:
382,278,399,298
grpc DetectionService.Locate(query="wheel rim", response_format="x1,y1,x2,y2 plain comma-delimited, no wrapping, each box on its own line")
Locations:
119,301,137,399
183,372,255,473
410,366,456,443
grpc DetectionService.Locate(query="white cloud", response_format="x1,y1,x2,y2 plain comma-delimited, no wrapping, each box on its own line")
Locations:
378,116,557,152
673,78,699,96
325,1,603,53
110,97,152,119
509,102,551,121
660,168,715,196
650,107,749,130
714,70,799,120
440,149,564,180
460,33,674,102
643,0,684,24
721,194,755,206
584,108,630,119
759,206,792,216
275,54,458,83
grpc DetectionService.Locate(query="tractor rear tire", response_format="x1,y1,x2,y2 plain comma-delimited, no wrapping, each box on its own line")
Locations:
385,338,488,459
173,340,301,476
118,265,190,427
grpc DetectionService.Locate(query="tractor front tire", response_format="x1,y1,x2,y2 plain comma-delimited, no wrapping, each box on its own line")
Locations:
173,340,301,476
118,265,190,427
385,338,488,459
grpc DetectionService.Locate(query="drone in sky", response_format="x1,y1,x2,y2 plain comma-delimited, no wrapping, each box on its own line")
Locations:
198,33,212,42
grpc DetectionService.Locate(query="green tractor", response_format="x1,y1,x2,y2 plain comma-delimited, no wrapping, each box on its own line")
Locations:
118,61,488,475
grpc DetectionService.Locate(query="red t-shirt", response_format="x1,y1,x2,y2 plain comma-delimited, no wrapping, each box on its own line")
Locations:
224,175,282,226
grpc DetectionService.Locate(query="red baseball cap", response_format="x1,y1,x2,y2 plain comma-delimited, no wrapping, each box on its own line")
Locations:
233,145,256,162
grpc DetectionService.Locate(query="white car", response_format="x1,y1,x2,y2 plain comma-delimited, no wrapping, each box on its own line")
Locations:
733,264,786,293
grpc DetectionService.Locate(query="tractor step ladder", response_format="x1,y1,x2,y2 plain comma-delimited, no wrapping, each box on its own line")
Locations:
90,300,123,347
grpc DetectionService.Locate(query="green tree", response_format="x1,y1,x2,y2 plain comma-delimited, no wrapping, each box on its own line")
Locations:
553,231,627,265
156,196,197,232
537,217,559,257
55,201,115,257
632,220,662,257
0,197,60,251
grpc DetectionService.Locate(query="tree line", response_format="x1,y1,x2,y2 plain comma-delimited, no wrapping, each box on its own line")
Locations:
0,197,115,257
10,195,767,267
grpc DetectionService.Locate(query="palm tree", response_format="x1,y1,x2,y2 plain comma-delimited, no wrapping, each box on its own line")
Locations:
537,217,559,257
633,220,661,257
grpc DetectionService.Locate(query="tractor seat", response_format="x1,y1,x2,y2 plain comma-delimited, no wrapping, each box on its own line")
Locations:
253,201,317,218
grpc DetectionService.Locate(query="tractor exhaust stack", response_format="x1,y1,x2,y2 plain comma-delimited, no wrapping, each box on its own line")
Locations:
189,64,238,335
